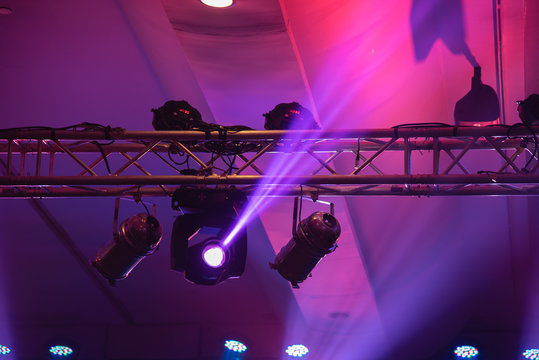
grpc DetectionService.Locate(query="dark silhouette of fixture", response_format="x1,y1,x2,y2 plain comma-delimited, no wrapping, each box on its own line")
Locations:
454,67,500,126
263,102,319,130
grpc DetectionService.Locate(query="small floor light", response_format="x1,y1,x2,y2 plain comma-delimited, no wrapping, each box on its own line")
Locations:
454,345,479,358
286,344,309,358
92,203,162,283
523,349,539,359
201,0,234,7
224,340,247,353
49,345,73,358
0,345,11,355
270,198,341,288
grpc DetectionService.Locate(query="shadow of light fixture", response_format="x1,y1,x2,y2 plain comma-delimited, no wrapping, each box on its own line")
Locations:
454,67,500,126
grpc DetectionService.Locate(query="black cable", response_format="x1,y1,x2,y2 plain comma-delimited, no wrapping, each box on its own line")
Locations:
90,141,113,175
298,185,304,225
136,186,151,216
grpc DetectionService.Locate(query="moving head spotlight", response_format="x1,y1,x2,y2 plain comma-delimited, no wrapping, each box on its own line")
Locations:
263,102,320,130
170,187,248,285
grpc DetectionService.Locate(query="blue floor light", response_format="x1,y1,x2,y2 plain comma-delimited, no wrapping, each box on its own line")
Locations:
523,348,539,359
454,345,479,358
285,344,309,358
0,345,11,355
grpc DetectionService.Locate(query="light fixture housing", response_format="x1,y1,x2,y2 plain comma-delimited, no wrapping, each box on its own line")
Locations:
92,213,162,283
270,211,340,288
200,0,235,8
170,187,247,285
454,67,500,126
517,94,539,126
263,102,319,130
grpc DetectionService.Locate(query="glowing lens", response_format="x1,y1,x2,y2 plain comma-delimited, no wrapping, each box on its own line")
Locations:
285,344,309,357
524,349,539,359
202,244,225,268
0,345,11,355
454,345,479,358
49,345,73,356
224,340,247,353
200,0,234,8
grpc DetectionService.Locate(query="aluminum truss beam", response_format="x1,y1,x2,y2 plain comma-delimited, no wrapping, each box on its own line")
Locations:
1,126,538,198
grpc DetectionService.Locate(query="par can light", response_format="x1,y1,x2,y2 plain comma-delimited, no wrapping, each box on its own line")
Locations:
92,213,162,282
271,211,340,288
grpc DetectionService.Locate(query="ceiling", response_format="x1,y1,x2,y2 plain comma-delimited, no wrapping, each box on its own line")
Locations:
0,0,538,359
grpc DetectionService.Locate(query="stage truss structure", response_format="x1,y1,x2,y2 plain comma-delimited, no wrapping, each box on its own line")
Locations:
0,126,538,198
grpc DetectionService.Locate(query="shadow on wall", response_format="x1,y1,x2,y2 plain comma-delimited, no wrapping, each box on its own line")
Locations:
410,0,479,67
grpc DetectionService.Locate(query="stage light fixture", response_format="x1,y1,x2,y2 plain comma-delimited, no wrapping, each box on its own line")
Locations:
201,0,234,7
92,200,163,283
454,67,500,126
523,349,539,359
224,340,247,353
170,187,247,285
49,345,73,357
270,198,341,288
517,94,539,126
454,345,479,358
263,102,319,130
285,344,309,357
0,345,11,355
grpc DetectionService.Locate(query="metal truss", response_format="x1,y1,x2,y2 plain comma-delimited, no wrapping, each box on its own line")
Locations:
0,126,538,198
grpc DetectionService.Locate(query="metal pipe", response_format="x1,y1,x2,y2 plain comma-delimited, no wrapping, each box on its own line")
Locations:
1,174,539,186
1,126,538,141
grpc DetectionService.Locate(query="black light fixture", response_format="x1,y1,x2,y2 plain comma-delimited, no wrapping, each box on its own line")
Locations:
151,100,204,130
92,199,162,283
270,198,341,288
454,67,500,126
517,94,539,126
170,187,247,285
263,102,320,130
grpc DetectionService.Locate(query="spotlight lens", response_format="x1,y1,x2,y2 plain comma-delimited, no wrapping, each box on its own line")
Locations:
0,345,11,355
224,340,247,353
454,345,478,358
285,344,309,357
202,244,225,268
49,345,73,356
200,0,234,7
524,349,539,359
